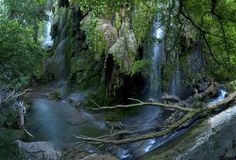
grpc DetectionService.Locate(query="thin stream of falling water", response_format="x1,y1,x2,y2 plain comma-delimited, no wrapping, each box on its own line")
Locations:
118,13,166,160
149,15,165,100
170,52,181,96
42,11,54,49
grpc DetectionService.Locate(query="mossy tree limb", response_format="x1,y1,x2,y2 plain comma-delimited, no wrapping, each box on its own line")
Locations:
75,92,236,145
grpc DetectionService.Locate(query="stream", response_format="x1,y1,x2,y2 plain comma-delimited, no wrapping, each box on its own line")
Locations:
23,85,227,160
25,86,109,146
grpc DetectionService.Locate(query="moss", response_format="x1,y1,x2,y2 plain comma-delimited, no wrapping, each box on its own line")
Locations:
130,60,150,76
0,129,24,159
114,13,122,30
104,108,141,121
81,14,117,58
0,108,19,128
132,1,157,45
57,8,69,33
144,120,207,160
48,90,62,100
162,63,176,91
226,80,236,92
84,85,114,108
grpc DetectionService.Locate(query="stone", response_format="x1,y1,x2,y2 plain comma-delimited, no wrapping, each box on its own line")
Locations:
107,30,138,74
81,14,118,57
144,105,236,160
15,140,61,160
81,153,118,160
161,93,181,103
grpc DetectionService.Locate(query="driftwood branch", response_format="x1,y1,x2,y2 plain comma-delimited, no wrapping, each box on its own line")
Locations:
1,89,32,105
75,92,236,145
90,98,193,112
74,109,201,144
0,89,34,138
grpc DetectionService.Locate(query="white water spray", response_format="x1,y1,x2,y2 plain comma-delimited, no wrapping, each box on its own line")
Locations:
42,11,54,49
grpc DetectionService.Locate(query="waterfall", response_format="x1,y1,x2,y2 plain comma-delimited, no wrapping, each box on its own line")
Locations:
149,15,165,100
121,13,166,159
170,52,181,96
42,11,54,49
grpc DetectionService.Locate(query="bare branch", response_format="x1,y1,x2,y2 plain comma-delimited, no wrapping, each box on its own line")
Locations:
76,92,236,145
90,99,193,112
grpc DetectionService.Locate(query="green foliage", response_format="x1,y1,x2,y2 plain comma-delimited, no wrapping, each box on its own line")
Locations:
0,107,18,128
180,0,236,80
132,1,157,45
2,0,50,42
130,60,149,76
0,129,24,159
3,0,47,22
48,90,63,100
69,49,103,90
226,80,236,92
0,18,44,89
81,14,112,59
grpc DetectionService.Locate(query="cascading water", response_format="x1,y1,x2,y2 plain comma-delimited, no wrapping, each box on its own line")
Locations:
42,11,54,49
170,52,181,96
149,15,165,100
117,13,166,160
138,13,165,126
208,89,227,105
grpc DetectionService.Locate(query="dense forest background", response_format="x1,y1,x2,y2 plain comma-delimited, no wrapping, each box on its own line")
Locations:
1,0,236,96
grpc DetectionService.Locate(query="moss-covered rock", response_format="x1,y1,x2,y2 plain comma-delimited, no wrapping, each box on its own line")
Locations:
106,30,138,74
0,129,24,159
81,14,118,60
48,90,62,100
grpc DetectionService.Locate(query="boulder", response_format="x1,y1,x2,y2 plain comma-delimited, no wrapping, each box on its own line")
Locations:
144,105,236,160
161,93,181,103
15,140,61,160
107,30,138,74
81,14,118,58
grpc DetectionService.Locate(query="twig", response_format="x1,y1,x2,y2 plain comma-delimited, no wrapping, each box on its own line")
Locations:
23,128,34,138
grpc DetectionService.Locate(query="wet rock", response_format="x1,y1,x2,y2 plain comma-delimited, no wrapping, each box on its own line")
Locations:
81,14,118,57
161,93,181,103
48,81,71,100
48,90,63,100
15,140,61,160
194,82,219,100
144,105,236,160
81,153,118,160
164,111,185,125
107,30,138,74
67,91,86,105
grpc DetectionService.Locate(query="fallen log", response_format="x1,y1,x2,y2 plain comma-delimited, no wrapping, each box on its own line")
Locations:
75,92,236,145
90,98,193,112
74,109,202,145
208,91,236,109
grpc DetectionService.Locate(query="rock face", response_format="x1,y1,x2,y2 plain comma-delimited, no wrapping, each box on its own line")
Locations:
16,140,61,160
107,30,138,74
144,105,236,160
